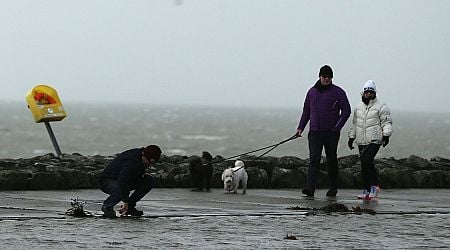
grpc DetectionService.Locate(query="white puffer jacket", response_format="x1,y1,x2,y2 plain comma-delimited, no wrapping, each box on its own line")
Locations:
349,98,393,145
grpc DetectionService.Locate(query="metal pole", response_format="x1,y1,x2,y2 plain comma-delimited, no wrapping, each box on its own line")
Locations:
44,121,62,157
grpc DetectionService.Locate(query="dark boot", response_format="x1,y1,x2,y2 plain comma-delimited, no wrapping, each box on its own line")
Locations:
101,206,117,218
302,188,314,197
326,188,338,197
126,206,144,216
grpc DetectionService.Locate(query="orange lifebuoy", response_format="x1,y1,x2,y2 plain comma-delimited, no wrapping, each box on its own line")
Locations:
34,92,57,105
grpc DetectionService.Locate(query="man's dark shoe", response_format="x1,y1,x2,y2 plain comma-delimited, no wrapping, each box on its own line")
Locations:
326,188,338,197
302,188,314,197
191,188,204,192
101,206,117,218
126,207,144,216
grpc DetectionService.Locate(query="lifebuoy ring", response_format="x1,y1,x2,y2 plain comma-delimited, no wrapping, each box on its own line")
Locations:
34,92,57,105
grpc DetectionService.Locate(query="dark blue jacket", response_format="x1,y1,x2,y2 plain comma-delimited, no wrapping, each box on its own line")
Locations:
99,148,145,203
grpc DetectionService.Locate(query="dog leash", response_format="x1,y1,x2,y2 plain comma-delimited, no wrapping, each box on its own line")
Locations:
232,166,245,172
208,134,299,166
256,134,299,158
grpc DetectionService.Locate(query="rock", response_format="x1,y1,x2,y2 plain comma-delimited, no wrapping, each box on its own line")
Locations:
379,168,416,188
278,156,307,169
246,167,269,188
338,155,360,169
174,173,191,188
412,171,429,187
428,170,448,188
270,167,305,188
406,155,432,170
0,171,32,190
430,156,450,163
338,168,354,188
0,153,449,190
154,171,176,188
352,171,363,188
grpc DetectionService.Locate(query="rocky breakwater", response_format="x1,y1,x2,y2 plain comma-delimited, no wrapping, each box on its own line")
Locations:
0,153,449,190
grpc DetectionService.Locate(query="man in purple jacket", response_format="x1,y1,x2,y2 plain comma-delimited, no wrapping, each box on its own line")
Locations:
295,65,351,197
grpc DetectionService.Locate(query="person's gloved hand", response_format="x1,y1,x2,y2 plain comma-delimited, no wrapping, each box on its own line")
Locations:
348,138,355,150
382,136,390,147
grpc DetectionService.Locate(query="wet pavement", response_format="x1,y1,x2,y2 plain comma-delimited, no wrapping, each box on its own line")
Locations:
1,189,449,249
1,188,449,219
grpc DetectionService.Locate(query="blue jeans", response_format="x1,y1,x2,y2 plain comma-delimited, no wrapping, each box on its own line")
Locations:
99,175,154,210
307,131,340,190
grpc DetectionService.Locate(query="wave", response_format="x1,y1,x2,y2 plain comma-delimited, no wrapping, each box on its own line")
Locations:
180,135,228,141
165,148,187,155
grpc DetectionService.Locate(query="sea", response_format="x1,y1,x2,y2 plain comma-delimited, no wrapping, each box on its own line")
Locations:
1,100,450,160
1,100,450,249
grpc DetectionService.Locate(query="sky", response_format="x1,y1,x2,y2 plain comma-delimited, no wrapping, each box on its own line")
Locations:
1,0,450,112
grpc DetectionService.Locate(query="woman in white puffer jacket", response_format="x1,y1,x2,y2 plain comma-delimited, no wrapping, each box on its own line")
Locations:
348,80,393,200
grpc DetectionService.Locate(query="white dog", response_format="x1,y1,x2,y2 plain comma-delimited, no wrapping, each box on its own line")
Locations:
221,160,248,194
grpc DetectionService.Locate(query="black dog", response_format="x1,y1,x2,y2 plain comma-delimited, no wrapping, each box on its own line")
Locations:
189,151,213,191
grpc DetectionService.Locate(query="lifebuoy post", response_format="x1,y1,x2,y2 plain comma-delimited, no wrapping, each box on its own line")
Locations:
26,85,67,157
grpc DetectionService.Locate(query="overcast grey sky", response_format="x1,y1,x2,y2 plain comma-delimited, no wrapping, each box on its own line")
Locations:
2,0,450,112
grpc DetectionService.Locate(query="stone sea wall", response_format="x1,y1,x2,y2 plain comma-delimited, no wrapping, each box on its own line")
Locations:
0,153,449,190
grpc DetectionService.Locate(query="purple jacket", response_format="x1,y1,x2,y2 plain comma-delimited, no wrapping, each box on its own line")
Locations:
298,83,351,132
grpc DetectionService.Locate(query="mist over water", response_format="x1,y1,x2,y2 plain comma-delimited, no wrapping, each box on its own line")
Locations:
1,101,449,159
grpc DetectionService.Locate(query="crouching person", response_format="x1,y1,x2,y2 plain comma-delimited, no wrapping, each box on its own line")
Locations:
98,145,162,218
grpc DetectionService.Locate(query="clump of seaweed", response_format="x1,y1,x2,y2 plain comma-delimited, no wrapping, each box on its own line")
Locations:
352,206,376,215
284,234,297,240
321,203,350,213
287,206,316,211
287,203,378,215
65,197,93,217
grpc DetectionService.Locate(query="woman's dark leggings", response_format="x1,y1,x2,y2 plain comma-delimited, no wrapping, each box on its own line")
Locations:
358,143,381,191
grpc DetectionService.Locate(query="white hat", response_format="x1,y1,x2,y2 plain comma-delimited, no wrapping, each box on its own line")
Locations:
363,80,377,93
235,160,244,168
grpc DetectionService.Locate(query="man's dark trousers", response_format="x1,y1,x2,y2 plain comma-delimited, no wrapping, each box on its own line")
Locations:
100,175,154,209
306,131,340,191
